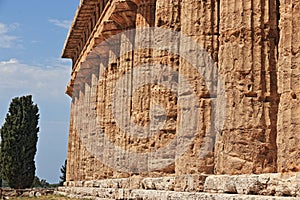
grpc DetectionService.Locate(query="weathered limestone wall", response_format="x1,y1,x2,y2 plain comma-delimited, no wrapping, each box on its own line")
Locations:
62,0,300,198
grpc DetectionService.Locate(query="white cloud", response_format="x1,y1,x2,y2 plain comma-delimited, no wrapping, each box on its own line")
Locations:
0,22,20,48
0,58,71,101
0,23,8,34
49,19,72,29
0,58,18,65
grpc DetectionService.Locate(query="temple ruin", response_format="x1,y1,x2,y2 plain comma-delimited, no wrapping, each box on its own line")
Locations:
57,0,300,199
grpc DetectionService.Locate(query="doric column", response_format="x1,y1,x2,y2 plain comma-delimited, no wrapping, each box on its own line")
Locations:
95,56,115,179
169,0,219,191
66,101,75,182
129,0,156,178
277,0,300,172
215,0,279,174
177,0,219,175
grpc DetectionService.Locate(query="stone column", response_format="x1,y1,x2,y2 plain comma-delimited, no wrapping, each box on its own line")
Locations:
69,58,100,181
179,0,219,173
277,0,300,172
76,87,86,180
127,0,157,179
172,0,219,192
82,81,91,180
215,0,279,174
66,101,75,182
95,56,115,179
75,67,93,181
141,0,181,177
85,59,100,180
74,93,83,181
103,40,121,179
112,30,135,178
86,74,96,180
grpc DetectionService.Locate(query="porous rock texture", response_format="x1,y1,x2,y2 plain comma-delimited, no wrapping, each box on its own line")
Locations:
60,0,300,199
56,173,300,199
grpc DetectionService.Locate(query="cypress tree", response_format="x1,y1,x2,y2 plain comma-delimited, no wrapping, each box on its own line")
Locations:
59,159,67,186
0,95,39,189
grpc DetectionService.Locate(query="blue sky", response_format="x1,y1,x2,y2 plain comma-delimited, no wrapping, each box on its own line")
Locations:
0,0,79,183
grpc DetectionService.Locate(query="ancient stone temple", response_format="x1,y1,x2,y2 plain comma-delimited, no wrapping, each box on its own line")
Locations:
57,0,300,199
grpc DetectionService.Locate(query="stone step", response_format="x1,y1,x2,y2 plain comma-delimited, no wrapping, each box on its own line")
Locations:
62,173,300,197
55,188,299,200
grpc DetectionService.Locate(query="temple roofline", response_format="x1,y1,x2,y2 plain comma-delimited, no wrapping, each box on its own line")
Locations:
62,0,148,66
62,0,138,96
62,0,103,62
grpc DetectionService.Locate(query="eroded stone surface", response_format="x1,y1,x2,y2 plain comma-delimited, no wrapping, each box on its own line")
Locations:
60,173,300,198
56,174,300,199
277,0,300,173
57,189,299,200
204,173,300,197
62,0,300,198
